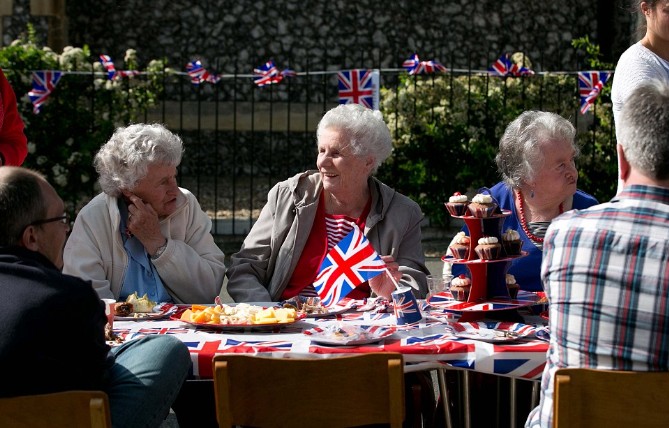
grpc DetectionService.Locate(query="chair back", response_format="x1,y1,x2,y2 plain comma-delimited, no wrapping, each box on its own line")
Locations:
0,390,111,428
553,368,669,428
213,352,404,428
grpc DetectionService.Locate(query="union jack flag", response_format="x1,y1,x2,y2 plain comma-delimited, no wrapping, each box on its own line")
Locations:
253,60,295,87
313,226,386,307
99,54,116,80
186,60,221,85
337,69,378,109
28,71,63,114
578,71,610,114
489,54,534,77
402,54,447,75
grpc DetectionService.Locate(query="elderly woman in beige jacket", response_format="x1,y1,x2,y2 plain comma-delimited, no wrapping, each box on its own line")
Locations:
226,104,429,303
63,123,226,304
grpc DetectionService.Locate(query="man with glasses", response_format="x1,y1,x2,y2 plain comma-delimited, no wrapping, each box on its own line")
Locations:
0,166,192,428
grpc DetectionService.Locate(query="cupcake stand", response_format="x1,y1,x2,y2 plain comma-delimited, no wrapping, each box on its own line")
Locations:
430,210,544,321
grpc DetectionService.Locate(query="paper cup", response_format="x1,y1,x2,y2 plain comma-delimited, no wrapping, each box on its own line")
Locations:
391,286,422,325
102,299,116,330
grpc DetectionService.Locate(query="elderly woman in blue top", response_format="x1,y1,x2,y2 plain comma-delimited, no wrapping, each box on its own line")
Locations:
63,123,226,304
453,111,598,291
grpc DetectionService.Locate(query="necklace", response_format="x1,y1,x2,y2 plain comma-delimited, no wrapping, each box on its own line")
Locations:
516,191,563,244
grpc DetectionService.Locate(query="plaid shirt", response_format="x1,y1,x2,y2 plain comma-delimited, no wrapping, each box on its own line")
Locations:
526,185,669,427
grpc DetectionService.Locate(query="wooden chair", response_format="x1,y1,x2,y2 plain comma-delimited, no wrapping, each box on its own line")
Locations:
553,368,669,428
0,390,111,428
213,353,405,428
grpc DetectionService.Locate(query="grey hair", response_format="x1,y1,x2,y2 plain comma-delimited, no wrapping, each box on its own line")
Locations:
618,79,669,180
94,123,184,196
316,104,393,174
495,111,578,188
0,167,48,246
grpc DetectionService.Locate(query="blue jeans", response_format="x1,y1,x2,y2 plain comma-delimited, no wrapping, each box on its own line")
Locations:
106,335,191,428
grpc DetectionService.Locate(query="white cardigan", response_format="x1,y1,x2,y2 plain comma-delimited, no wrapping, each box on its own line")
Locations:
63,188,226,304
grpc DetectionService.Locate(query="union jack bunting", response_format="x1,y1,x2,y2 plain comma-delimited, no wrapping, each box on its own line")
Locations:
99,55,141,80
99,54,116,80
253,60,295,87
186,60,221,85
402,54,447,75
337,69,379,110
578,71,610,114
313,226,386,307
28,71,63,114
489,54,534,77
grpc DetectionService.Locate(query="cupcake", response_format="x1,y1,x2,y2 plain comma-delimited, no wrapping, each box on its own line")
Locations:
449,231,470,260
450,275,471,301
475,236,502,260
502,228,522,256
467,193,498,218
506,274,520,299
445,192,469,217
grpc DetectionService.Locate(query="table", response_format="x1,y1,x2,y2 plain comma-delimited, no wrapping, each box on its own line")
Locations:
115,302,549,428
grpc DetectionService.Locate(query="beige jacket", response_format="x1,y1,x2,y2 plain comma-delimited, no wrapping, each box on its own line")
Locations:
226,171,429,302
63,188,226,303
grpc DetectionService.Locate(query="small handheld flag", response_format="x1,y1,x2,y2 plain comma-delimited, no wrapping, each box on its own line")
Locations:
578,71,610,114
313,226,386,306
28,71,63,114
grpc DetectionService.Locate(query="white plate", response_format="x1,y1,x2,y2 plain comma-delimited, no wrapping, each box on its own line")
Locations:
303,325,395,346
114,303,176,321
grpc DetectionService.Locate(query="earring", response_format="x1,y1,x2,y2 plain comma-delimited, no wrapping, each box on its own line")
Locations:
530,189,535,198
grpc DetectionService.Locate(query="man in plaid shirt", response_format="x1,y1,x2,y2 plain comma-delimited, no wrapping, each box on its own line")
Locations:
526,79,669,427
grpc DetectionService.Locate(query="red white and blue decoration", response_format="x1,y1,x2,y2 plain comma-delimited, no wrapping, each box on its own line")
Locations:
489,53,534,77
337,69,379,110
186,60,222,85
28,71,63,114
578,71,611,114
253,60,296,87
98,54,140,80
313,226,386,307
402,53,447,75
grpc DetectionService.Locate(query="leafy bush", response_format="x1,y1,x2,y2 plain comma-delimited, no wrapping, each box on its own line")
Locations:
378,50,615,227
0,26,167,213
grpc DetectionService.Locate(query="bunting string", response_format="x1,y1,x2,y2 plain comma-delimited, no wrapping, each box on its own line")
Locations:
22,52,614,115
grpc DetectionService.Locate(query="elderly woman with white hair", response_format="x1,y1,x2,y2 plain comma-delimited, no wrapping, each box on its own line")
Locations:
452,110,599,292
63,123,226,304
226,103,429,302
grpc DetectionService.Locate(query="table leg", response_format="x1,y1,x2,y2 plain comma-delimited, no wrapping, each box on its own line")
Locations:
437,368,453,428
510,377,517,428
463,370,471,428
531,380,540,408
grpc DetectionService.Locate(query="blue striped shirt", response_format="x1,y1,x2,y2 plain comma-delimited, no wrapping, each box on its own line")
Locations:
526,185,669,427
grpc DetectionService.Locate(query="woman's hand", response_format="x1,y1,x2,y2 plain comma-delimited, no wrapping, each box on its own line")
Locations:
369,255,401,300
125,193,167,255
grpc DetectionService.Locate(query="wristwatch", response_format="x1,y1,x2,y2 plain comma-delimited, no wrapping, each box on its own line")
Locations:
151,241,168,259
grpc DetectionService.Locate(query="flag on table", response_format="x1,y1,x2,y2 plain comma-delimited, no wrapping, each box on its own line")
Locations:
578,71,610,114
28,71,63,114
253,60,295,87
313,225,386,306
489,54,534,77
337,69,379,110
402,54,447,75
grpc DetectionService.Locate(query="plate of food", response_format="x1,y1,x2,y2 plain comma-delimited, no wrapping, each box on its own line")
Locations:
114,293,176,320
171,303,306,331
303,325,396,346
281,296,357,318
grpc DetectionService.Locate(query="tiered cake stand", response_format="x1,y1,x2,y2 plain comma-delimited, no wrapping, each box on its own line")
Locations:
432,209,542,321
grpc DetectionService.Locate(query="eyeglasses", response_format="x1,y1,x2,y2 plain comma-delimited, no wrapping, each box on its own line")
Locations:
28,213,70,226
